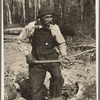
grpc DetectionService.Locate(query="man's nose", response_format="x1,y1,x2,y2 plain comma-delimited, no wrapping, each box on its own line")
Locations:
47,17,53,21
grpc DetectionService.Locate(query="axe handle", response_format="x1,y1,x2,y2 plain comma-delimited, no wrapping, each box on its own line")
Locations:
34,60,61,63
34,60,83,64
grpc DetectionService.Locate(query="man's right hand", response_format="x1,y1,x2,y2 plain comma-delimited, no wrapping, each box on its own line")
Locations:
26,54,35,64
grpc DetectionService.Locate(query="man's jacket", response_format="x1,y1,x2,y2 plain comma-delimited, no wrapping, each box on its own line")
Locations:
17,21,67,57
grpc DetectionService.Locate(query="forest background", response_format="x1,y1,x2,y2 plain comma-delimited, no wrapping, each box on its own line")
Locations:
4,0,95,39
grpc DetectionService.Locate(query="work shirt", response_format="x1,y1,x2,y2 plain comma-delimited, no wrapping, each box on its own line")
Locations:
17,21,67,57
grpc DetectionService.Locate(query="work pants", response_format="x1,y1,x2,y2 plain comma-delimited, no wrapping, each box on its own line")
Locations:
29,62,64,100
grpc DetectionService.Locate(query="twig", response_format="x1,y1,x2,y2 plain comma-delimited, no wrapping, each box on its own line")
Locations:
78,31,95,41
68,78,74,85
68,48,96,58
71,45,96,48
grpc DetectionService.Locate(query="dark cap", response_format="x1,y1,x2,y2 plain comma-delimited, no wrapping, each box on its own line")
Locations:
37,4,54,18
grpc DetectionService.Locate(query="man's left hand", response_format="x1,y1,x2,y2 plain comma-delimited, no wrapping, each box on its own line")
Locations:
62,55,70,64
61,55,72,69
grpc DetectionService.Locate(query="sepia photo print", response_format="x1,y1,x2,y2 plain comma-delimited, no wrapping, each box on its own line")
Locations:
3,0,98,100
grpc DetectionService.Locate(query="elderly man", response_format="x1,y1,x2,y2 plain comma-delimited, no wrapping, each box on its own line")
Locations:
17,4,69,100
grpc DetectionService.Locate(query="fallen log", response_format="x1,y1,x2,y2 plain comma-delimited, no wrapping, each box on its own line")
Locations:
4,27,24,35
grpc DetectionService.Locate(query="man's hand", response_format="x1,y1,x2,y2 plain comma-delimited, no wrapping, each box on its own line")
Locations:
62,55,70,64
26,54,35,64
61,55,72,69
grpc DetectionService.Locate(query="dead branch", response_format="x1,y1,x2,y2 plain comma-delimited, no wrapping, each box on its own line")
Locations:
71,44,96,48
69,48,96,58
78,31,95,41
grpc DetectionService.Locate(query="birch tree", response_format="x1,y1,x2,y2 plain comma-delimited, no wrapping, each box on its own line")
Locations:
4,0,13,25
7,4,12,25
22,0,25,23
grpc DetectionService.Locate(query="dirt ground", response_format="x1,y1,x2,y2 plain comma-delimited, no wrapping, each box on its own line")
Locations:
4,34,96,100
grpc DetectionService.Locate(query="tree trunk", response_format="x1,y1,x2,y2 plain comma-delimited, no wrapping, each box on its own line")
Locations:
34,0,37,20
80,0,84,33
38,0,41,9
54,0,59,24
3,0,7,26
7,4,12,25
22,0,26,23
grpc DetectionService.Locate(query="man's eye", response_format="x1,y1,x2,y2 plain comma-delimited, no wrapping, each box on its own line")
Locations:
44,16,53,18
45,16,49,18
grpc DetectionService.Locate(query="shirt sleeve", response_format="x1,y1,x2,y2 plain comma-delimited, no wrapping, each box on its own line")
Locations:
50,24,67,56
17,21,36,56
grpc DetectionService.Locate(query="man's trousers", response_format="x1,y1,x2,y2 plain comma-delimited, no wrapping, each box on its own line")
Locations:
29,62,64,100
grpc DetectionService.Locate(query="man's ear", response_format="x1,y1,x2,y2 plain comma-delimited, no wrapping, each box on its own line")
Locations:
36,19,41,25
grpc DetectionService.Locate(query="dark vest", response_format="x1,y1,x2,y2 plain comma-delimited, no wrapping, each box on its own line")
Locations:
31,27,59,60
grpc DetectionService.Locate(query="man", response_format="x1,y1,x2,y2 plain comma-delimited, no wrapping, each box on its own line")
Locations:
17,4,69,100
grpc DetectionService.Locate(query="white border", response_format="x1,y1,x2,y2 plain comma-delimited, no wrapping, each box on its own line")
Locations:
2,0,4,99
96,0,99,100
1,0,99,100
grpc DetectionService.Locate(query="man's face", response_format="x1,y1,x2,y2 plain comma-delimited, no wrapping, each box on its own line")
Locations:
40,14,53,27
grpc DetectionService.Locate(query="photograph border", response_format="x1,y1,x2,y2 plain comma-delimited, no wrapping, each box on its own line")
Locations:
1,0,99,100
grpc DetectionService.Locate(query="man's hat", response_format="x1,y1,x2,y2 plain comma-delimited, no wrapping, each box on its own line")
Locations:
37,4,54,18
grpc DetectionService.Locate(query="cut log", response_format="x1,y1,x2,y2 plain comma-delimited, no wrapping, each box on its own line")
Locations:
4,27,24,35
68,83,85,100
